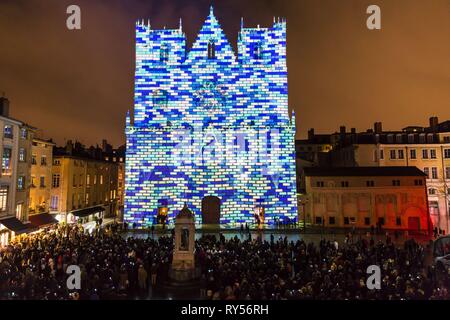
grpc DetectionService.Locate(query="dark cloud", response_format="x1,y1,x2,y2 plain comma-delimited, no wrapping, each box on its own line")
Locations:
0,0,449,147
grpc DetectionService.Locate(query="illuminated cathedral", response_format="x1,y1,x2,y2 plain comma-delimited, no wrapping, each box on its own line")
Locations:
125,7,298,227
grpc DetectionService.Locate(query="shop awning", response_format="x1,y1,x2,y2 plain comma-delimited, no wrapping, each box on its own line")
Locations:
0,217,37,234
71,206,105,218
29,213,58,227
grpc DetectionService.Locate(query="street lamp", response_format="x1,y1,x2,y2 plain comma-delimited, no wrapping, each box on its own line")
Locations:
299,197,309,233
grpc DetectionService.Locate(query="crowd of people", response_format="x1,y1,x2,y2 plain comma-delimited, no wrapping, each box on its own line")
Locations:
0,224,172,300
197,234,449,300
0,223,448,300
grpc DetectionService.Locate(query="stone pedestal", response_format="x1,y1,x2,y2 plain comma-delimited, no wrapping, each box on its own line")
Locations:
170,204,197,282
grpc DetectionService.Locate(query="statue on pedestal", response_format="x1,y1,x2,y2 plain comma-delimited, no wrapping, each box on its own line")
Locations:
170,203,197,282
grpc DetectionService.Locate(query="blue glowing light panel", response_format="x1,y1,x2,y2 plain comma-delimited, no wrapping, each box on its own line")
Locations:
125,7,298,227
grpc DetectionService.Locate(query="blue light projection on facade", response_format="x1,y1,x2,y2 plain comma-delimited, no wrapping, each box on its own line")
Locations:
125,7,298,227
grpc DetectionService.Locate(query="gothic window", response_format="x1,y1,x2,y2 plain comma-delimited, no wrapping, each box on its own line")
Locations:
253,42,263,60
160,44,169,63
207,40,216,59
152,90,168,108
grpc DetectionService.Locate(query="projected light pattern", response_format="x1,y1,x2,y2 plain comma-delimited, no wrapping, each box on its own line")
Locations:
125,7,297,227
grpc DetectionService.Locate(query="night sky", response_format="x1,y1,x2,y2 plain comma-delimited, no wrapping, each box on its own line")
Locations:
1,0,450,147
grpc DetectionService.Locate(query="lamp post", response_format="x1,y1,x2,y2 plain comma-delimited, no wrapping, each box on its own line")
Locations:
299,197,309,233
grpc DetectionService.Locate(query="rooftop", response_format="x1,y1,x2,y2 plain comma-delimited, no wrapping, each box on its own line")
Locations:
303,166,427,177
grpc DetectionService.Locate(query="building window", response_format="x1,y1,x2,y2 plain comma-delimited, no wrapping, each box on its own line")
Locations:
100,175,103,185
0,187,7,211
52,174,60,188
398,149,404,159
152,90,168,108
446,167,450,179
378,217,385,225
364,217,371,226
16,203,23,221
408,134,414,143
40,176,45,188
50,196,58,210
160,44,169,63
366,180,375,187
2,148,12,176
396,217,401,226
329,217,336,225
380,149,384,160
430,149,437,159
32,155,37,165
79,174,83,186
20,128,27,139
444,149,450,159
423,167,429,178
40,156,47,166
18,148,26,162
53,159,60,166
414,179,423,186
85,193,89,205
419,134,426,143
17,176,25,190
253,42,263,60
94,175,97,185
86,174,90,186
316,181,324,188
390,150,396,160
207,40,216,59
422,149,428,159
4,125,13,139
341,181,349,188
344,217,350,225
315,217,323,224
431,167,438,179
428,188,436,195
31,176,36,188
410,149,416,159
392,180,401,186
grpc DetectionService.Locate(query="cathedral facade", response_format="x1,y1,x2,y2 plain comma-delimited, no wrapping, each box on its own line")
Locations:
125,7,298,227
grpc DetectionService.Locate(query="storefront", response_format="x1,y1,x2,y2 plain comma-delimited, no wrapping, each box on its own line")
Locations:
0,217,36,247
68,206,105,233
29,213,59,230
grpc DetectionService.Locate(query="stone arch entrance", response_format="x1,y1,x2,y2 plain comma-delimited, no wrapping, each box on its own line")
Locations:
202,196,221,225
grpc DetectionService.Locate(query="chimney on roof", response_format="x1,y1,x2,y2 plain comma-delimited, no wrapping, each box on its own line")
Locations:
374,122,382,133
66,140,73,155
339,126,346,134
0,96,10,117
308,128,315,140
351,128,356,134
429,116,439,131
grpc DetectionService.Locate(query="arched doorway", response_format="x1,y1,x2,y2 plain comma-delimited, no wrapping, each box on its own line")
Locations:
202,196,221,225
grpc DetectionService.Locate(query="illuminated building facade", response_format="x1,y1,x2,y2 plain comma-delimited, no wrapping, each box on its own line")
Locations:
125,7,297,226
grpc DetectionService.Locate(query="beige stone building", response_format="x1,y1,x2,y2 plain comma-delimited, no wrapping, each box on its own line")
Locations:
0,97,36,246
50,152,119,228
29,138,55,214
329,118,450,233
303,167,430,232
